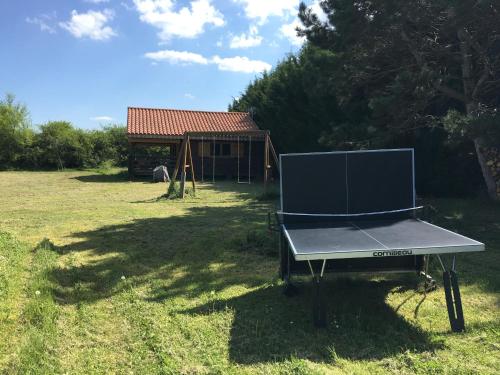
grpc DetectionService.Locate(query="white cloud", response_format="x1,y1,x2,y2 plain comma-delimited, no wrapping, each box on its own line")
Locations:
310,0,328,23
91,116,114,121
212,55,271,73
144,49,271,73
277,1,326,47
229,25,262,48
60,9,116,40
280,19,305,46
234,0,298,24
144,50,209,64
133,0,224,41
184,93,195,99
26,12,57,34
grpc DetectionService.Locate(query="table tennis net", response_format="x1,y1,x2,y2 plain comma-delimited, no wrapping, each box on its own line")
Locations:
277,207,423,225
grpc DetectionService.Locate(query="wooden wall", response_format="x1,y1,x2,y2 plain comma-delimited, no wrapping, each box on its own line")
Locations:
128,138,272,181
189,139,265,180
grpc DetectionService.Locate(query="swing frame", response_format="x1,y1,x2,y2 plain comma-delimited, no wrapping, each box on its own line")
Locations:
168,130,279,198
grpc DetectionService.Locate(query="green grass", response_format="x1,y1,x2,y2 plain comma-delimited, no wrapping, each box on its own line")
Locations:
0,168,498,374
0,235,60,373
11,239,60,373
0,232,30,369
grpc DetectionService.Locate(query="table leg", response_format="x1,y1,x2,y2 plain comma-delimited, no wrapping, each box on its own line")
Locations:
309,260,327,327
438,255,465,332
313,274,326,327
281,233,298,296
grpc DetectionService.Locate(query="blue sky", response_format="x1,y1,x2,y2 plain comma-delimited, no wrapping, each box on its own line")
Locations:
0,0,323,129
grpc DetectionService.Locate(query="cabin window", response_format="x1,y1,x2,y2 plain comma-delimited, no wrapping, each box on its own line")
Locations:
222,143,231,156
211,143,221,156
199,142,241,158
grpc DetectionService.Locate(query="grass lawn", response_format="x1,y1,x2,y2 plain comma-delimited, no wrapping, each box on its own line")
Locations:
0,169,499,374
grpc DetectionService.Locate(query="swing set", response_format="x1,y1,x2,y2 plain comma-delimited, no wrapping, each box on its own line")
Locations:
168,130,279,198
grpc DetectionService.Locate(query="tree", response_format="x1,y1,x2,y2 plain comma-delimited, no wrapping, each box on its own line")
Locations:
36,121,88,169
0,93,129,170
86,125,128,167
102,125,129,166
0,94,32,168
230,46,343,153
299,0,500,198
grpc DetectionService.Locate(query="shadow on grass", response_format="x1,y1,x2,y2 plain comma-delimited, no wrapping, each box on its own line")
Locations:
72,170,130,183
422,198,500,296
47,200,447,365
48,196,499,365
181,278,442,364
51,204,272,304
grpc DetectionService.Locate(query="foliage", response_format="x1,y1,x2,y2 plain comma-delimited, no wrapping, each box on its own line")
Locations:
88,125,129,167
0,94,128,170
235,229,278,257
231,1,500,196
35,121,88,169
230,49,484,196
229,46,342,153
0,94,34,168
131,144,172,171
297,0,500,197
255,186,280,202
444,108,500,146
299,0,500,117
165,180,195,199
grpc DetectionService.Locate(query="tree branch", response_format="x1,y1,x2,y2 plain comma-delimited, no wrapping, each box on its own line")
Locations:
473,67,491,99
401,29,467,103
457,29,474,100
459,28,493,99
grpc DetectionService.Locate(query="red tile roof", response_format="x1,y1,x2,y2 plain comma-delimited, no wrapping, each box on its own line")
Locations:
127,107,259,137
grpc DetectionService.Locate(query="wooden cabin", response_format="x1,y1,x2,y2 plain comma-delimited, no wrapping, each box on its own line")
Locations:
127,107,271,180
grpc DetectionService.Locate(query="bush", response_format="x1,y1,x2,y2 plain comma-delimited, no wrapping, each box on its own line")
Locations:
33,121,129,170
0,94,33,169
165,181,195,199
0,94,129,170
235,229,278,258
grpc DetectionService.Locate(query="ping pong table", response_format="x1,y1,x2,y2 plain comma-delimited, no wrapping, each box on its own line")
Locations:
276,149,484,331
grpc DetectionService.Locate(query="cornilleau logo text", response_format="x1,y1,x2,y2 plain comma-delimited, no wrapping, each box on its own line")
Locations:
373,250,413,257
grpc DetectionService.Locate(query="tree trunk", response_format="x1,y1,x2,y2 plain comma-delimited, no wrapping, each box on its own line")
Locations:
473,137,498,199
467,103,498,199
458,30,498,199
464,100,498,199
